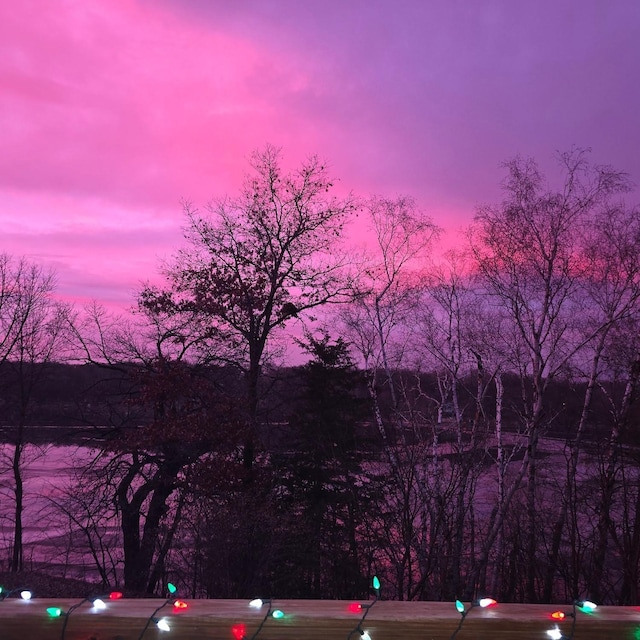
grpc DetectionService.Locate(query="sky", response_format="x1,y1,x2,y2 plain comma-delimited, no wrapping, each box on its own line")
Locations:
1,0,639,311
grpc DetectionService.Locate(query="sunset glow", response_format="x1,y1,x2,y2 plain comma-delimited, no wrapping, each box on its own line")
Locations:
1,0,638,310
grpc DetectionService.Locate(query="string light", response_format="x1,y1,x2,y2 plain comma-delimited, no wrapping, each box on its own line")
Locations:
544,599,598,640
575,600,597,613
0,587,33,601
45,595,111,640
137,583,183,640
249,598,269,608
346,576,381,640
449,596,498,640
25,587,612,640
478,598,497,608
154,618,171,632
244,597,286,640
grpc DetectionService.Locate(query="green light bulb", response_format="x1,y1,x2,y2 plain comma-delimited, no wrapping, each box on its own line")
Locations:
272,609,284,619
577,600,597,613
372,576,381,592
167,583,177,594
46,607,63,618
455,600,465,613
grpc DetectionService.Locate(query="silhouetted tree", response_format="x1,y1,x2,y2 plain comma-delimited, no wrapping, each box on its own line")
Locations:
271,333,371,597
69,302,243,593
141,145,358,471
0,255,70,572
469,148,630,600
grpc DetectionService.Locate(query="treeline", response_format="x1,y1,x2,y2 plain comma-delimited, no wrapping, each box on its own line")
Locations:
1,146,640,605
0,361,630,445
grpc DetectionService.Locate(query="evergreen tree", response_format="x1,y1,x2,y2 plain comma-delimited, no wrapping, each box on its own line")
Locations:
272,333,373,598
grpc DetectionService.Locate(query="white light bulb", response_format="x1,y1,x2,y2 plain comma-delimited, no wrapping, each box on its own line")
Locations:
19,591,32,601
360,632,372,640
92,598,106,610
249,598,264,608
156,618,171,632
478,598,496,608
546,625,562,640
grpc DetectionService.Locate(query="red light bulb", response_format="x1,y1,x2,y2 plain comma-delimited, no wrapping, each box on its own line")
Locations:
551,611,565,620
109,591,123,600
232,623,246,640
348,602,363,613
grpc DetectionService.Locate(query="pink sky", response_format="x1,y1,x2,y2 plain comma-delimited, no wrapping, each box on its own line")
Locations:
1,0,639,311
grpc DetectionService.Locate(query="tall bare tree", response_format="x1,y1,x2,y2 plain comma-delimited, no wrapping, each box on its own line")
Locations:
69,301,241,593
342,195,439,448
141,145,357,470
0,255,69,572
469,148,630,600
340,196,441,600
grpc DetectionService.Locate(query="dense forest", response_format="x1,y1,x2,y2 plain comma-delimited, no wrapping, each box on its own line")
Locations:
1,146,640,605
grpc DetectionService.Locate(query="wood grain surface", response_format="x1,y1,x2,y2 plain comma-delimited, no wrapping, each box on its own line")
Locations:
1,599,638,640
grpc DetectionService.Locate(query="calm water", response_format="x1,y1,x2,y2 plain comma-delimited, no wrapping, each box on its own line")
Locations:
0,443,113,577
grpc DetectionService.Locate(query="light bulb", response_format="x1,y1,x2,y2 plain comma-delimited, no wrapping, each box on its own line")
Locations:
272,609,284,619
20,590,32,601
167,583,177,594
478,598,497,608
576,600,597,612
372,576,381,592
46,607,63,618
249,598,265,608
92,598,106,610
155,617,171,631
546,625,563,640
361,631,372,640
455,600,465,613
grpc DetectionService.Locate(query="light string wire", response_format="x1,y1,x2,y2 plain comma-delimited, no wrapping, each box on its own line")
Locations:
248,599,274,640
346,576,381,640
137,598,172,640
59,596,105,640
449,601,478,640
346,596,377,640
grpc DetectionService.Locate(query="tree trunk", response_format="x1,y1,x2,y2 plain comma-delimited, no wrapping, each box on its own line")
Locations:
10,440,24,573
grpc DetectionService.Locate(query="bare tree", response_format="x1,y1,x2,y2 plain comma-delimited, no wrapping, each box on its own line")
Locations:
141,145,358,470
68,301,241,593
339,196,442,600
0,255,70,572
469,148,630,600
342,195,439,448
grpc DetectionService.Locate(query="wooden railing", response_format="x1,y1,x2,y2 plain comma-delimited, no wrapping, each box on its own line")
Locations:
1,598,639,639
